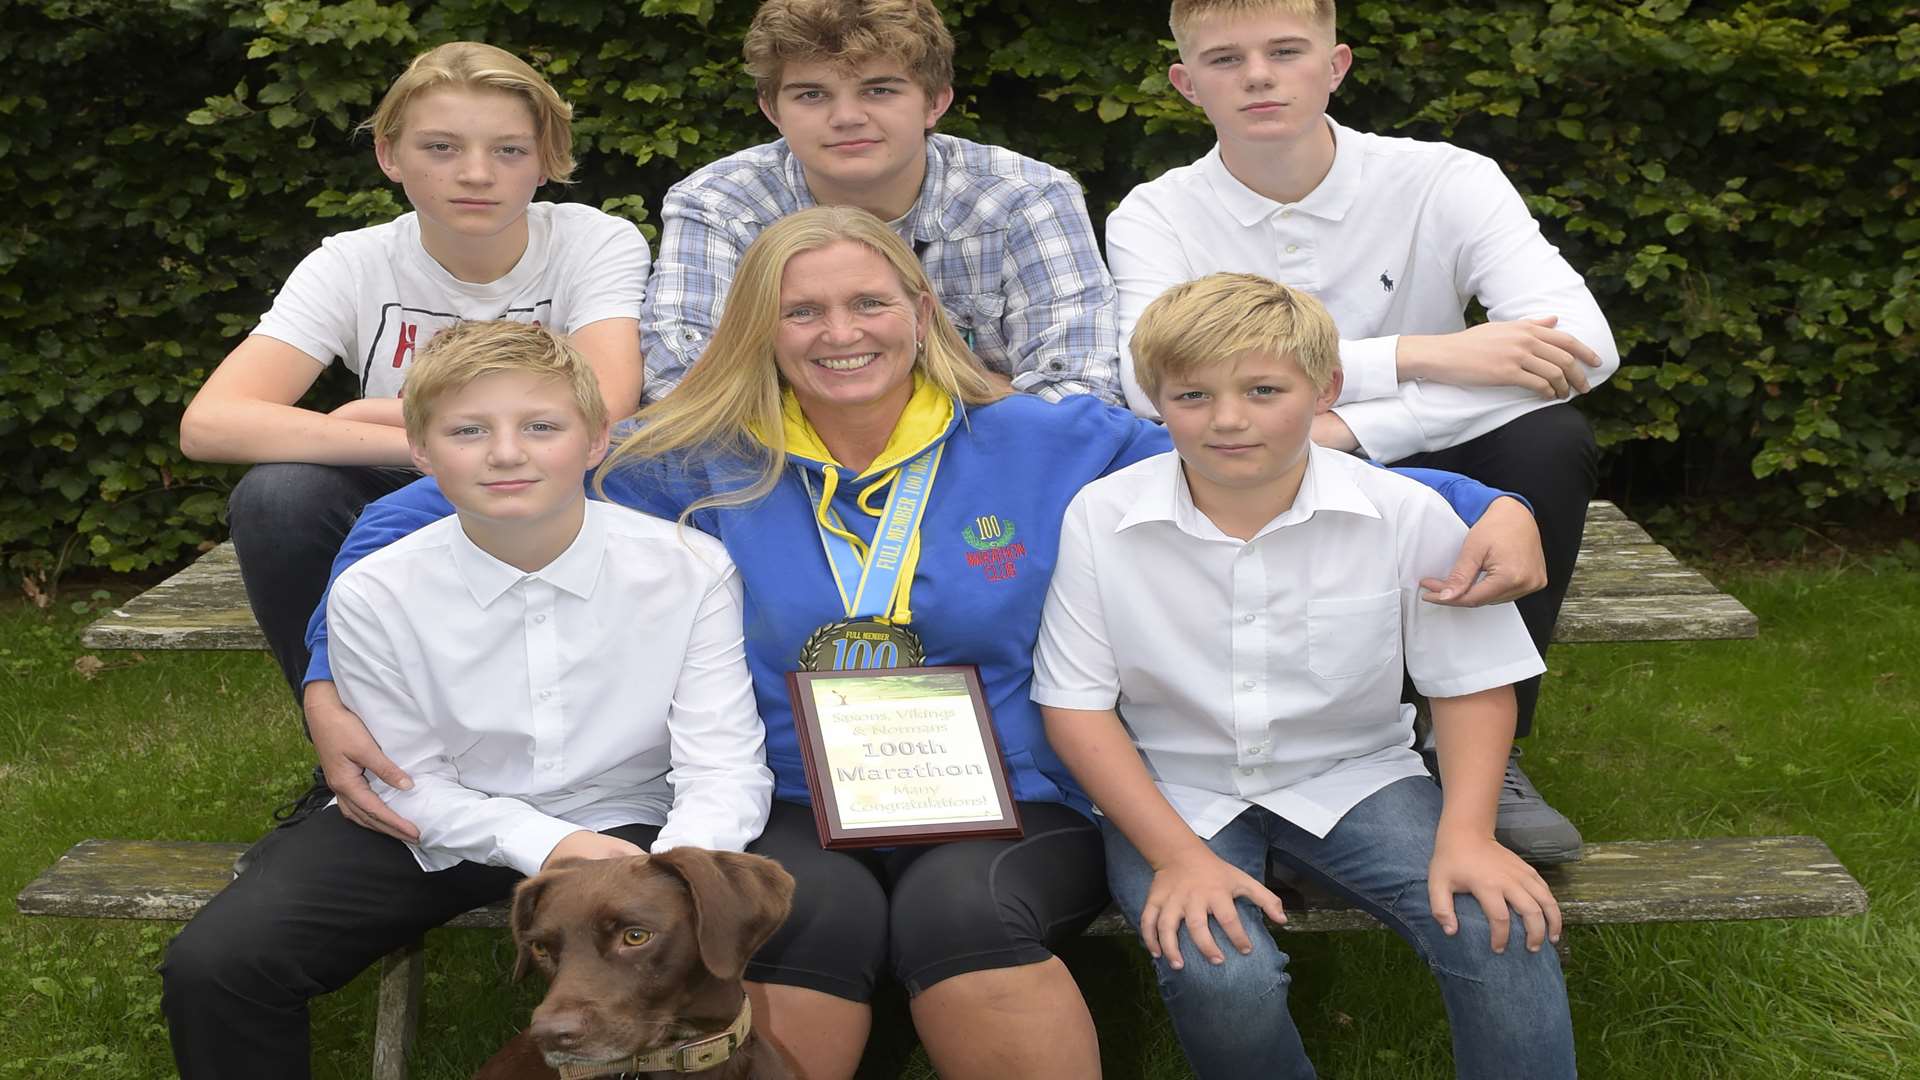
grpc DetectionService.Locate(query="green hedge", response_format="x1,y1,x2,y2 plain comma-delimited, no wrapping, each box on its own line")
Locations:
3,0,1915,575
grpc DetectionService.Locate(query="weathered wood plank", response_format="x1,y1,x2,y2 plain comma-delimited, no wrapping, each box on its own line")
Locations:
1565,566,1721,599
81,543,266,651
374,942,424,1080
1552,594,1759,643
81,502,1759,649
21,836,1865,936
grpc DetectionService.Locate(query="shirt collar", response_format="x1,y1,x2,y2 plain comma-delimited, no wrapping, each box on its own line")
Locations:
778,372,958,479
449,500,608,608
781,136,946,247
1203,115,1363,226
777,140,820,212
900,137,949,246
1116,443,1380,539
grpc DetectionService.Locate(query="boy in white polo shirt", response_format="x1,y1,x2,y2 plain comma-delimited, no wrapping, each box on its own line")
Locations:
160,321,771,1079
1107,0,1622,862
1035,274,1573,1079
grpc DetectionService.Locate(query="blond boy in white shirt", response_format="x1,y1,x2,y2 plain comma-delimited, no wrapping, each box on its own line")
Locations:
1034,275,1573,1079
160,321,771,1080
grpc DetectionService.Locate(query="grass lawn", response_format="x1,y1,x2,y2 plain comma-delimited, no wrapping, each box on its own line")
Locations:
1,556,1916,1078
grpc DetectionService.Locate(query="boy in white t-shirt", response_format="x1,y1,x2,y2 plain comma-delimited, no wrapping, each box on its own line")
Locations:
1035,274,1573,1079
1107,0,1622,862
179,42,649,713
160,320,772,1079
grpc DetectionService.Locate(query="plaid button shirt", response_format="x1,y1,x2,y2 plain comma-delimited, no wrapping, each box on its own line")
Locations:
640,134,1121,404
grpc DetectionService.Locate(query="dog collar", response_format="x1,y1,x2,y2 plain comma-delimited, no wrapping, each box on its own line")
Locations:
556,997,754,1078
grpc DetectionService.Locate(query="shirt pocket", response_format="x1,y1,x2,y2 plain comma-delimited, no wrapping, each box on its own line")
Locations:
941,292,1006,354
1305,590,1400,680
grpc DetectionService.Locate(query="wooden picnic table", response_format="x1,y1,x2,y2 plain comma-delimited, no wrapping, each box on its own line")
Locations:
80,500,1757,650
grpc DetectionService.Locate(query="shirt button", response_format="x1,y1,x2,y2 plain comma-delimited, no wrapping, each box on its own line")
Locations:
1240,767,1256,777
1250,745,1266,755
1242,614,1256,623
539,689,553,700
1286,243,1300,253
1280,209,1294,218
1241,679,1256,689
533,614,547,624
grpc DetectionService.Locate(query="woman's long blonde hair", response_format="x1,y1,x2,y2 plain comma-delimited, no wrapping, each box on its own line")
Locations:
599,205,1008,518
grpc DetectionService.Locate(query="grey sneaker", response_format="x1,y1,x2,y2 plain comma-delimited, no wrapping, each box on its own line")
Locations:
1494,748,1583,865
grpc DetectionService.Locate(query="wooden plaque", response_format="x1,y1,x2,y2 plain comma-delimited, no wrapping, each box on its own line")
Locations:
785,665,1024,849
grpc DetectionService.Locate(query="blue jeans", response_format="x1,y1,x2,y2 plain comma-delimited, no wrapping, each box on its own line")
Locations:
1102,777,1575,1080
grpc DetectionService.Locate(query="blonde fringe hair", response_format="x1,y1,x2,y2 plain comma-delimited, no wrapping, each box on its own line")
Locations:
401,320,607,444
744,0,956,99
363,41,576,183
598,205,1006,519
1169,0,1336,52
1129,273,1341,399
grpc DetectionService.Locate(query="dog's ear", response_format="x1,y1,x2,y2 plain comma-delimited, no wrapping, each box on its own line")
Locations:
507,869,562,982
647,848,796,981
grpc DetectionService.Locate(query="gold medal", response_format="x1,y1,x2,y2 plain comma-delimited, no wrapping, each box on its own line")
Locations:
798,618,926,672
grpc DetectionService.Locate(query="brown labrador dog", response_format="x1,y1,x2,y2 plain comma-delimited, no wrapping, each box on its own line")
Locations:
472,848,795,1080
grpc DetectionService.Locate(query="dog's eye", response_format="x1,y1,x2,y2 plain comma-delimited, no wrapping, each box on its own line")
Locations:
621,928,652,947
528,942,551,960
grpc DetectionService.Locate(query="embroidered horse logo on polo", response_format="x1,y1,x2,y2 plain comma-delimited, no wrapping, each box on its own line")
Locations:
1379,271,1395,293
962,515,1026,581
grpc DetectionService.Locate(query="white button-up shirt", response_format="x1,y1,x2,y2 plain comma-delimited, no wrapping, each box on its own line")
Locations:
1106,116,1620,463
328,501,772,875
1032,446,1545,839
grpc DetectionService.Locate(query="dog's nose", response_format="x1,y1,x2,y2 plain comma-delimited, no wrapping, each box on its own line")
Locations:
528,1006,588,1051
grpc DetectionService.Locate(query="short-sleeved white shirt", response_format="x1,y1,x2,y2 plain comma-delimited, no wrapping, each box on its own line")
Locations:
1106,116,1620,463
254,202,649,399
327,500,772,876
1032,445,1545,840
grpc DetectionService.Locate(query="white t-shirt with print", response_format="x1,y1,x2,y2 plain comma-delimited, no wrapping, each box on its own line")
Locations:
253,201,649,399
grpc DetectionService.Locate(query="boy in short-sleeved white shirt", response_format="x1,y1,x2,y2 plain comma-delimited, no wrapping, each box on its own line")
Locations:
1105,0,1620,861
1035,275,1574,1078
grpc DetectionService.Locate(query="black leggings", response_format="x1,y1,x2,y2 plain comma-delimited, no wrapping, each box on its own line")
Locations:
744,799,1108,1001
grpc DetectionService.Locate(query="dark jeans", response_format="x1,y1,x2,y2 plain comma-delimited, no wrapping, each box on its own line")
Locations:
1394,404,1598,737
159,808,661,1080
227,462,420,702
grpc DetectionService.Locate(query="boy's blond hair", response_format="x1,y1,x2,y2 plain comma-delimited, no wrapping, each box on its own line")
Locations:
1170,1,1336,54
402,321,607,445
744,0,955,100
365,42,576,183
1130,273,1340,399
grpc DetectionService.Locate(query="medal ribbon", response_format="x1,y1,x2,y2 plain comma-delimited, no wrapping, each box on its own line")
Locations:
804,444,944,624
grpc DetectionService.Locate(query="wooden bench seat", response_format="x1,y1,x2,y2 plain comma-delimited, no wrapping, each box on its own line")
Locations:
79,501,1759,651
17,836,1868,1080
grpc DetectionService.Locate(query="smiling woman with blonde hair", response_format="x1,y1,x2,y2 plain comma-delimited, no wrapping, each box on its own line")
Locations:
604,205,1004,516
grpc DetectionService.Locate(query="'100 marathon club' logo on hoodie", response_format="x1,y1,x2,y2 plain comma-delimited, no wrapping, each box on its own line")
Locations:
962,515,1025,581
